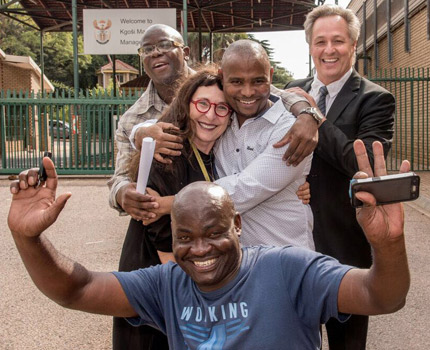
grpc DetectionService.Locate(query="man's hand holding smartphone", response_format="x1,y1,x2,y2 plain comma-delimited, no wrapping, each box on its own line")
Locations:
350,172,420,208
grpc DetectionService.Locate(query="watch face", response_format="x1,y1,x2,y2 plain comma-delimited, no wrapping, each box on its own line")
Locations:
299,107,323,123
306,107,323,123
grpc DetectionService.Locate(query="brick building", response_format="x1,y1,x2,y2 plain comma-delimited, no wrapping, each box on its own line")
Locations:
0,48,54,157
347,0,430,170
0,48,54,93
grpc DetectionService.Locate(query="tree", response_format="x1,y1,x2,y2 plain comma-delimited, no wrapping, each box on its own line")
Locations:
186,32,249,66
42,32,92,88
0,15,39,60
271,63,294,87
249,35,294,87
1,12,93,90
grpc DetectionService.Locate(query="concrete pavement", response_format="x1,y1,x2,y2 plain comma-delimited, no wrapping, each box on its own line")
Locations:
0,172,429,349
409,171,430,215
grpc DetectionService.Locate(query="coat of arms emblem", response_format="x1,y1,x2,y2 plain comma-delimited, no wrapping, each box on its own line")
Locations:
93,19,112,44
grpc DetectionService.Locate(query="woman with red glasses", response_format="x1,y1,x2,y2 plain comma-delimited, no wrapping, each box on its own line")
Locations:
115,66,232,349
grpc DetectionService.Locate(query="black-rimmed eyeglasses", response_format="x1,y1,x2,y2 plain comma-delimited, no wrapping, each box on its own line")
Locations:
138,40,184,57
190,99,232,118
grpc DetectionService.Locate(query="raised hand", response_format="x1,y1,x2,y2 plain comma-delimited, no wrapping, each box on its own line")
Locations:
8,157,71,238
353,140,410,246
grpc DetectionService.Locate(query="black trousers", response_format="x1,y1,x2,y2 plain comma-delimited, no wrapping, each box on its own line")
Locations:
112,219,170,350
325,315,369,350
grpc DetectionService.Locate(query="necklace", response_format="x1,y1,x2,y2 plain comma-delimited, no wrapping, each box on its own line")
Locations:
189,138,213,182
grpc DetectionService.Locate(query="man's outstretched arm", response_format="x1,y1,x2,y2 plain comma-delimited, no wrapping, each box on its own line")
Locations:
8,158,136,317
337,140,410,315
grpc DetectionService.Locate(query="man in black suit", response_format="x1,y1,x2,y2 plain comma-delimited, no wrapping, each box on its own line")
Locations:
281,4,395,350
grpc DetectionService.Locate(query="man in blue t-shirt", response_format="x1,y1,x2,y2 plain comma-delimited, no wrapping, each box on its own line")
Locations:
8,140,411,349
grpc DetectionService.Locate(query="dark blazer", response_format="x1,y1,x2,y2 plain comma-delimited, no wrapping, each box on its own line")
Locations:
286,70,395,267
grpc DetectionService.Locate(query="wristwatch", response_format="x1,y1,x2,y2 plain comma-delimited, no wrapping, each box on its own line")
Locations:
298,107,325,126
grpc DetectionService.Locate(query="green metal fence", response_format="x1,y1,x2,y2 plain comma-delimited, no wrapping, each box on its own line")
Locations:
368,68,430,171
1,68,429,175
0,89,140,175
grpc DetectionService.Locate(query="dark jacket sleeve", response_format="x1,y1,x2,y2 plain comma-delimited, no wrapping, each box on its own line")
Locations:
316,83,395,177
286,74,395,177
145,158,187,252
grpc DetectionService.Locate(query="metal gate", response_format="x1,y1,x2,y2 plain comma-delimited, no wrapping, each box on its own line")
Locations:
0,89,139,175
368,68,430,171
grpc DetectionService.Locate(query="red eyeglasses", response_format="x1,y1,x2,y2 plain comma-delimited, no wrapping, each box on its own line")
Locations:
190,99,232,118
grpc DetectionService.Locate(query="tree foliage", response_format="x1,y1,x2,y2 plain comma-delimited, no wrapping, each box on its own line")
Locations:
185,32,293,87
1,13,92,89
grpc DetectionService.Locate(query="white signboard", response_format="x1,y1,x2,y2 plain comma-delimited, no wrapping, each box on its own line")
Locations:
83,9,177,55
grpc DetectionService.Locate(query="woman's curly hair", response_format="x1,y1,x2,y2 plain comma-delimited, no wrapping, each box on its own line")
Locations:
128,64,225,181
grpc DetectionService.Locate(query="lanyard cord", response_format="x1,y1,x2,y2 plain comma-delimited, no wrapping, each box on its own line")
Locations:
189,138,212,182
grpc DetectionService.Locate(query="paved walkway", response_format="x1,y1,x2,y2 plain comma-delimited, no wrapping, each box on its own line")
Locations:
0,171,429,349
410,171,430,214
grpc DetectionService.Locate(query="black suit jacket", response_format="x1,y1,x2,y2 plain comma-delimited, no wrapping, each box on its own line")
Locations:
286,70,395,267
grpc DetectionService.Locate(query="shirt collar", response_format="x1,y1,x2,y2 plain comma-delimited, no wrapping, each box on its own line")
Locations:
231,95,284,127
312,68,353,98
138,80,168,115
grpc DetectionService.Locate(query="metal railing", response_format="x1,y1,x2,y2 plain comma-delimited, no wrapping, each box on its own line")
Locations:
0,89,141,175
368,68,430,171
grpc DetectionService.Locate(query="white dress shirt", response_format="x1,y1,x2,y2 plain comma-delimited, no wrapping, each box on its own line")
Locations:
214,97,314,249
310,68,353,114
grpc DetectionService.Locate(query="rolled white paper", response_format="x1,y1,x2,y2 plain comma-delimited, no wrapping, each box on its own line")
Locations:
136,137,156,194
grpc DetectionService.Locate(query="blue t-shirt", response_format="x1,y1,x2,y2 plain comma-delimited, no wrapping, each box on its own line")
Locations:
113,246,352,349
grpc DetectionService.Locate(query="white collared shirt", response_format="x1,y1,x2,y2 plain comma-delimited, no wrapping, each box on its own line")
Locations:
214,97,314,249
310,68,353,114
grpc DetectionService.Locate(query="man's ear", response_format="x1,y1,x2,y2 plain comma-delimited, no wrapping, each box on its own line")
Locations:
218,68,223,81
269,67,274,84
233,212,242,237
183,46,190,60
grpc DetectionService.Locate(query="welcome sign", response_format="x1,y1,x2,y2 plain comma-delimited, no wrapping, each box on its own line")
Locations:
83,9,177,55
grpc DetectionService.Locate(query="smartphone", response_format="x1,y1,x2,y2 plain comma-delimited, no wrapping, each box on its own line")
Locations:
38,151,53,183
349,172,420,208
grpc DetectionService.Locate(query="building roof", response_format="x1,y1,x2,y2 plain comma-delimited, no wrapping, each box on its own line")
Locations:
0,50,55,91
99,59,139,73
120,74,151,88
0,0,317,33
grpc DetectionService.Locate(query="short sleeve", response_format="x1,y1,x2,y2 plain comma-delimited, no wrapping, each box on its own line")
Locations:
280,247,353,328
112,265,169,332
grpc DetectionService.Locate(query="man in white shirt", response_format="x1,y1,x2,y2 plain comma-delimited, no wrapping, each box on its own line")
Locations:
213,40,314,248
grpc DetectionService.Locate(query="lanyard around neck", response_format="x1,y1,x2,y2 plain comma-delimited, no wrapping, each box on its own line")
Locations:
189,138,212,182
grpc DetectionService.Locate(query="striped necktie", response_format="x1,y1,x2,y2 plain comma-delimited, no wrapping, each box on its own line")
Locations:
317,86,329,116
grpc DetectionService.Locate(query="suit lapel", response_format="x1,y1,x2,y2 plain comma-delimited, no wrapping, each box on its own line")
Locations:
303,79,313,93
326,70,361,123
